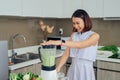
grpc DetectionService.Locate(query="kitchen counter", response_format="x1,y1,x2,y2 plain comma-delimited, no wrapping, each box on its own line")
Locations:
8,45,120,70
8,45,64,70
96,50,120,63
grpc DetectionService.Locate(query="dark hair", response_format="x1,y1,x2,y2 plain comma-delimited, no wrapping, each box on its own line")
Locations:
72,9,92,32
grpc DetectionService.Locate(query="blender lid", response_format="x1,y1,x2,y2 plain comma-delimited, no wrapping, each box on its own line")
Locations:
42,45,55,49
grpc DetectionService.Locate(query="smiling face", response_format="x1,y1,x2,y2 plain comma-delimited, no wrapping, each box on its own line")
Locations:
72,9,92,33
72,17,85,33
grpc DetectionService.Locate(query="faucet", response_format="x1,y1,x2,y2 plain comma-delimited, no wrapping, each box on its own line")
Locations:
11,33,26,63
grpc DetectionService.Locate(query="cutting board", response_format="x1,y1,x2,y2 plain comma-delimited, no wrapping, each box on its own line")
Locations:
0,41,8,80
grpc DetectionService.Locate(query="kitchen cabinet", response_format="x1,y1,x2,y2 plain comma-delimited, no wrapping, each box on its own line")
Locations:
104,0,120,17
0,0,22,16
35,63,41,75
10,64,36,74
97,60,120,80
0,0,62,17
63,0,104,18
63,0,82,18
22,0,43,17
10,63,41,75
82,0,103,18
10,57,65,75
97,69,120,80
2,0,120,18
41,0,63,18
22,0,63,18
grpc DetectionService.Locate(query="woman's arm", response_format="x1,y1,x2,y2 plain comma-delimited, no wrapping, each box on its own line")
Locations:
41,32,100,49
56,47,70,72
56,37,72,72
62,32,100,48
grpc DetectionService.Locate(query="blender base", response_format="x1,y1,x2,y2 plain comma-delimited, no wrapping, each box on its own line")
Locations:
41,69,58,80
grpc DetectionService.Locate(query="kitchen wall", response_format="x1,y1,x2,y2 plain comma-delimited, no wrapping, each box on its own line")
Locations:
57,18,120,46
0,17,120,49
0,18,57,49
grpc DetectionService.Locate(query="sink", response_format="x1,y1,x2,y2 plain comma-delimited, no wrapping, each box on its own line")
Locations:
10,52,40,64
16,52,39,60
13,58,26,64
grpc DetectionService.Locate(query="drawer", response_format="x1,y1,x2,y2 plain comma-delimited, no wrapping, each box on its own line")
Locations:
97,60,120,71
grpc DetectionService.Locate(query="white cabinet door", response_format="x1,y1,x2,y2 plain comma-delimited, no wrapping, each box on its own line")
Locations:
97,69,120,80
63,0,82,18
97,60,120,80
22,0,43,17
0,0,22,16
22,0,63,18
82,0,103,18
41,0,63,18
104,0,120,17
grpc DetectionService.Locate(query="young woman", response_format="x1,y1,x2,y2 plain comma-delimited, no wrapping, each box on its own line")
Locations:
40,9,100,80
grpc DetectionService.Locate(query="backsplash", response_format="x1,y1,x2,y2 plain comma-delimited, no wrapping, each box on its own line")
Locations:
0,17,120,49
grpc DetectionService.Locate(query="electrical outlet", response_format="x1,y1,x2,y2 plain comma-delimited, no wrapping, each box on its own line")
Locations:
59,28,63,35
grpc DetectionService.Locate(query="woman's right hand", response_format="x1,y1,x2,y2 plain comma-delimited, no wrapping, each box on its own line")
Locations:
56,67,61,73
40,40,61,46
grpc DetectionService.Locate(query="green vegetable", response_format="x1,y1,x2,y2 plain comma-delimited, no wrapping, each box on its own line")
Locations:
9,72,42,80
36,77,42,80
98,45,119,58
108,54,118,59
98,45,119,54
9,73,18,80
17,73,24,80
23,74,30,80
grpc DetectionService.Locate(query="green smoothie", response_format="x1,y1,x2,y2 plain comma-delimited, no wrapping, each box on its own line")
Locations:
41,49,56,67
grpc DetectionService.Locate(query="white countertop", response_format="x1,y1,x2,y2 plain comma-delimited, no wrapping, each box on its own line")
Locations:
96,50,120,63
8,45,120,70
8,46,64,70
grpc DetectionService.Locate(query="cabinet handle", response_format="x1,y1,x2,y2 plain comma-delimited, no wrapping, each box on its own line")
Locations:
98,68,120,73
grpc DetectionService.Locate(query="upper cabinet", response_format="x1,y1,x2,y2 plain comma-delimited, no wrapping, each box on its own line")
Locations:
82,0,103,18
0,0,63,18
63,0,103,18
0,0,22,16
103,0,120,17
22,0,63,18
22,0,43,17
63,0,82,18
1,0,120,18
41,0,63,18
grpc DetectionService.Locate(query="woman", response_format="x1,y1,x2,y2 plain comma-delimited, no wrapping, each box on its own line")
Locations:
40,9,100,80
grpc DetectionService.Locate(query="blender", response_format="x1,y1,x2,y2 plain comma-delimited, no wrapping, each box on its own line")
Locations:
38,45,58,80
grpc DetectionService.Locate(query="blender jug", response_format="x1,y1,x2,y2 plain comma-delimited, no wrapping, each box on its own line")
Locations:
38,45,56,70
38,45,58,80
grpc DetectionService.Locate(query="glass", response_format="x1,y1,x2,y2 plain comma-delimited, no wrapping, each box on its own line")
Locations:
61,77,68,80
57,72,65,80
40,45,56,67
